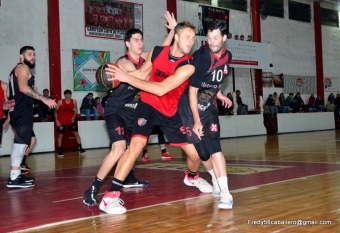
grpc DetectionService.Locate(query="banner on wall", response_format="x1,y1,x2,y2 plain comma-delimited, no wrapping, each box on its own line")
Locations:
84,0,143,40
262,72,284,88
283,75,316,94
72,49,110,92
193,36,270,70
200,5,229,36
324,77,340,91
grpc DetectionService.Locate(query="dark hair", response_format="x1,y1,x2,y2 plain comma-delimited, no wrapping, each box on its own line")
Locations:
88,92,93,96
124,29,143,43
207,21,228,36
64,89,72,95
174,21,195,35
20,46,35,55
43,89,49,92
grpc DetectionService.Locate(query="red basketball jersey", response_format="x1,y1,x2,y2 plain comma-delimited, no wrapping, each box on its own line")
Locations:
57,99,75,125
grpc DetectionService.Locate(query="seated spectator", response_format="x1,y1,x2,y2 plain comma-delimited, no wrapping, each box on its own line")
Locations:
328,93,334,102
265,94,278,116
278,93,290,113
315,95,325,112
226,92,234,115
326,99,335,116
234,35,239,40
32,89,54,121
236,90,248,115
95,97,104,117
307,93,316,112
227,33,232,39
273,92,289,113
240,35,244,41
247,35,252,41
294,92,305,112
334,93,340,120
285,93,299,112
80,92,98,120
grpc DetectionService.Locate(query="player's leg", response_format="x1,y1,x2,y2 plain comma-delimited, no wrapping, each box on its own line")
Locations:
155,126,174,159
7,116,34,188
56,125,65,157
20,134,36,173
70,123,86,154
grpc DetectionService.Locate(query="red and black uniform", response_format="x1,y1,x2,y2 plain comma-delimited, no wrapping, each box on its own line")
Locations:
104,53,144,144
8,63,35,145
132,45,193,146
56,99,78,134
178,45,232,156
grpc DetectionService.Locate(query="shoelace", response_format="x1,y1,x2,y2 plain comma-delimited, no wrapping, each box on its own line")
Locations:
107,198,125,208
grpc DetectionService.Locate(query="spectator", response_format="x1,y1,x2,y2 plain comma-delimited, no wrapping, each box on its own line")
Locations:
328,93,334,102
33,88,53,121
247,35,252,41
326,99,335,114
236,90,248,115
278,93,289,112
240,35,244,41
265,94,278,116
95,97,104,117
226,92,234,115
55,89,86,156
80,92,98,120
334,93,340,119
216,98,226,115
315,95,325,112
307,93,316,112
234,35,239,40
273,92,289,113
294,92,305,112
227,33,232,39
285,93,299,112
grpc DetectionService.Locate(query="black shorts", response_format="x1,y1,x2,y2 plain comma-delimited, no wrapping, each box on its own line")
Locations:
9,115,34,145
105,109,134,144
0,118,5,145
57,122,78,134
132,101,187,146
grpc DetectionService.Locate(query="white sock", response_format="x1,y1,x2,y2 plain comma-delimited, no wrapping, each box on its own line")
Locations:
10,170,21,180
217,176,231,196
207,169,217,180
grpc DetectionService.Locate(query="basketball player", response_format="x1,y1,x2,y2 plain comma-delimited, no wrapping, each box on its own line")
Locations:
83,11,179,206
178,21,233,209
55,89,86,157
7,46,57,188
101,21,215,214
0,80,10,147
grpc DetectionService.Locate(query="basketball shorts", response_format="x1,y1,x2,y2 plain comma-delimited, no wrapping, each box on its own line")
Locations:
57,122,78,134
9,116,34,145
0,118,5,145
105,110,134,145
132,101,187,146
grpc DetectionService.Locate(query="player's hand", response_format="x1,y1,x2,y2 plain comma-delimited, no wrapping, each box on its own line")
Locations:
192,121,204,140
219,96,232,108
42,98,57,108
71,117,75,123
106,64,129,83
3,119,9,131
164,11,177,30
3,101,10,110
56,120,61,127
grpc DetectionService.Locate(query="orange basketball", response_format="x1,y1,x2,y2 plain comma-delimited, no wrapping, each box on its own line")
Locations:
95,63,121,89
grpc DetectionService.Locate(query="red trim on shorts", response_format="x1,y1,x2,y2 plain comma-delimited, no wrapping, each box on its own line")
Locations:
169,142,188,147
131,134,149,140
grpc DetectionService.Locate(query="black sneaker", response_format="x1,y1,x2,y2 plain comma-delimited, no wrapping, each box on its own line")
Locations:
7,176,35,188
21,174,35,183
58,149,64,157
79,148,86,154
83,185,98,206
123,178,150,188
20,162,32,172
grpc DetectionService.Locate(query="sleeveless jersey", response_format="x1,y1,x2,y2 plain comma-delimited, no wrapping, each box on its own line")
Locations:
58,99,75,125
105,53,144,112
8,63,35,115
190,45,232,113
0,81,4,119
141,46,192,117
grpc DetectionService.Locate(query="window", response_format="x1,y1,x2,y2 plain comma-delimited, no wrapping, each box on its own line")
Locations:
181,0,211,4
260,0,284,18
321,8,339,27
289,1,311,23
218,0,247,12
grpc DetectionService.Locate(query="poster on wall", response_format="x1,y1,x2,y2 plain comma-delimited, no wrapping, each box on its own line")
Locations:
262,72,284,88
324,77,340,91
283,75,316,94
200,5,229,36
84,0,143,40
72,49,110,92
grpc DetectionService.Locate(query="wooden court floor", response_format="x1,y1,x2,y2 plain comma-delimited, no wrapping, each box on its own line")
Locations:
1,130,340,232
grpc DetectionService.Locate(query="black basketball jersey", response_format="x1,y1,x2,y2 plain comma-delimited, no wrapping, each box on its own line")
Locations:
190,45,232,113
8,63,35,115
105,53,145,111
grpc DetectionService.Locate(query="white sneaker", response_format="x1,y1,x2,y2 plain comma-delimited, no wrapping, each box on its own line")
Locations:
212,179,221,196
183,171,213,193
99,191,127,214
218,194,233,209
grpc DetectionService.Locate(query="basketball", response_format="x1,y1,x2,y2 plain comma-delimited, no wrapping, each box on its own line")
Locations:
95,63,121,89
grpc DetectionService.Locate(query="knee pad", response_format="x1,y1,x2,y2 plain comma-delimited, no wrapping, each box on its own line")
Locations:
10,143,28,167
193,142,210,161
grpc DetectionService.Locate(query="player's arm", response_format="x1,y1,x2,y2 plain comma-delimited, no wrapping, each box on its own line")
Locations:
188,85,204,139
15,65,57,108
72,99,78,123
54,100,62,126
216,90,232,108
1,81,8,102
